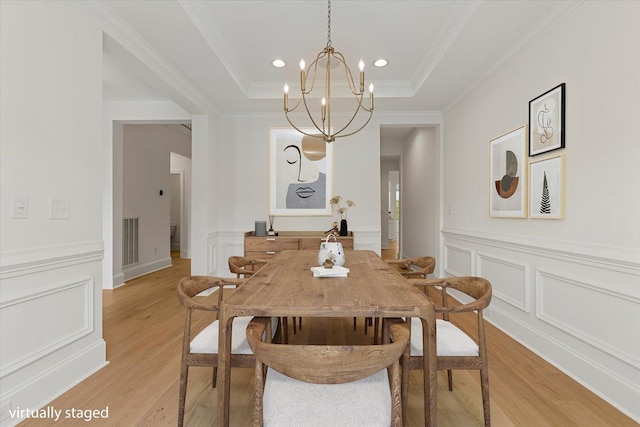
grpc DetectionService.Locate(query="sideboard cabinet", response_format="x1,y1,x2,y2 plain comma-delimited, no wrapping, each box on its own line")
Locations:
244,231,353,260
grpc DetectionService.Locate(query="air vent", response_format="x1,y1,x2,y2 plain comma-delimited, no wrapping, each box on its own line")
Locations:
123,217,139,267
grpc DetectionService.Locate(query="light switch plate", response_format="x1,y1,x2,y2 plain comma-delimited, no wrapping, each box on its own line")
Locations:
11,195,28,218
50,198,70,219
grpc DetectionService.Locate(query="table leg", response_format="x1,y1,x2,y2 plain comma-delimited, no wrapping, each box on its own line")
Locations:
422,316,437,427
216,308,233,427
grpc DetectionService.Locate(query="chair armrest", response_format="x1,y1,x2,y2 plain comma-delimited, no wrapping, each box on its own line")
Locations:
385,258,411,266
409,278,447,288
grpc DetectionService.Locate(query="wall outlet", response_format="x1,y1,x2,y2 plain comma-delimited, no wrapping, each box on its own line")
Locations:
50,198,70,219
11,195,28,218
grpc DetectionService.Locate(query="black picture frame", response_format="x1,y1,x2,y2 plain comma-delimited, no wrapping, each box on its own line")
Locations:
528,83,565,157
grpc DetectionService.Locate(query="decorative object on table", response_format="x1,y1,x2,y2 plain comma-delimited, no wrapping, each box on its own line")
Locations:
329,195,355,236
529,154,564,219
269,128,333,216
255,221,267,237
282,0,374,143
317,234,345,267
529,83,565,157
489,126,528,218
268,215,276,236
311,265,350,277
324,221,340,236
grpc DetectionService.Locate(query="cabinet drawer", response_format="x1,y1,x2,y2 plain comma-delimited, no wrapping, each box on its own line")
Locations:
244,237,298,252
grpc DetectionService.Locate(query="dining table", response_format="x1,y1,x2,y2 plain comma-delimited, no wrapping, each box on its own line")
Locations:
216,249,437,426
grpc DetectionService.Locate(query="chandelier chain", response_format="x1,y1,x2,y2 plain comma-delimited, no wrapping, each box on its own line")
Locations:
327,0,332,47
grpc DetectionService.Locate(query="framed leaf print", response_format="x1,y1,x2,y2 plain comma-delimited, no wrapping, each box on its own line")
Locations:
529,154,564,219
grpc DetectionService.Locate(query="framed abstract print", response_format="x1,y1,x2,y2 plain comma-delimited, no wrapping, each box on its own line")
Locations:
269,128,333,216
529,83,565,156
489,125,528,218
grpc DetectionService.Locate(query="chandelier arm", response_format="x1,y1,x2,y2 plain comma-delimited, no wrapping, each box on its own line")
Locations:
303,51,326,96
333,110,374,139
333,97,373,138
300,91,329,138
284,112,328,139
332,50,362,96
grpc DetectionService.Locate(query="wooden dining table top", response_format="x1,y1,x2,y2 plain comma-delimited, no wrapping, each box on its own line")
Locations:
216,249,437,426
223,249,433,318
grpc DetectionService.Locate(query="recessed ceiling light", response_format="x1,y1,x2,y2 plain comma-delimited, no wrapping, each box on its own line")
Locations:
272,59,286,68
373,58,388,68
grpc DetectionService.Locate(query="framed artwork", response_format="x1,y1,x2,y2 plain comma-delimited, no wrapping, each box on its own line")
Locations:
269,128,333,216
529,83,565,156
529,154,564,219
489,125,528,218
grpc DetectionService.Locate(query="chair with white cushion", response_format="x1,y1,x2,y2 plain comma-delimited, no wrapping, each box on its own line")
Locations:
176,276,277,427
388,276,492,426
246,316,410,427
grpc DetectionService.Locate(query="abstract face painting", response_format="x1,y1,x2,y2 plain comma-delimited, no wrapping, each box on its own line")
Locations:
270,128,332,215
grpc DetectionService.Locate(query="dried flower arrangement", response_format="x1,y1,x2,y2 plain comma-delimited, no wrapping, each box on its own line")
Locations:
329,195,355,219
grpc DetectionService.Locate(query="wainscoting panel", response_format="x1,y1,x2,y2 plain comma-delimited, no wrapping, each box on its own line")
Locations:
536,270,640,367
477,253,529,312
0,279,93,378
0,242,106,427
441,227,640,422
443,243,473,276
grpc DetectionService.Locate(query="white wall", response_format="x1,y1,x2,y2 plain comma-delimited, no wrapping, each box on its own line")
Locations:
121,124,190,280
0,2,106,425
442,1,640,420
401,128,438,260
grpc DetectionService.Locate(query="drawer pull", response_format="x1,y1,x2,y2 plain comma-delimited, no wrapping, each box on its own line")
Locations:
267,251,276,255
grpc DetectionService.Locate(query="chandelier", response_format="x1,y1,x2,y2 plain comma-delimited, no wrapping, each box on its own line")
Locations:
283,0,374,143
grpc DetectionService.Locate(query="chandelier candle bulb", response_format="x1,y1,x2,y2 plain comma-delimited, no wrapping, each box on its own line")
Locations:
359,59,365,92
284,83,289,110
299,59,306,91
321,97,327,121
369,82,374,109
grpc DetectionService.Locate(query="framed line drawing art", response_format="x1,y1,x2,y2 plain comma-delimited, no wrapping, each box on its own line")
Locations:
529,154,564,219
269,128,333,216
489,125,527,218
529,83,565,156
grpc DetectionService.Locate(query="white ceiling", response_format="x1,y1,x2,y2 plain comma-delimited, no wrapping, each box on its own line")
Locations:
96,0,580,115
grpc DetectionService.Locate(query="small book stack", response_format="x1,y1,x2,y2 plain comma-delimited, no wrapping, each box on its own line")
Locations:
310,265,350,278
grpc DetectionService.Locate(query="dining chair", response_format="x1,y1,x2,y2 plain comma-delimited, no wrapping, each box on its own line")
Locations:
246,316,410,427
228,256,268,278
176,275,277,427
386,255,436,279
388,276,492,426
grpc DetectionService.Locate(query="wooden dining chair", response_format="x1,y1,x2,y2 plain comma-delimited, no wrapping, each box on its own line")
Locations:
246,316,410,427
176,276,277,427
388,276,492,426
228,256,268,278
386,255,436,279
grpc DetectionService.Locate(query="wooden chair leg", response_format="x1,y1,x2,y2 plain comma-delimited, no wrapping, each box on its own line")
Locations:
293,316,297,334
374,317,380,344
212,367,217,388
447,369,453,391
480,366,491,426
178,364,188,427
282,317,289,344
353,317,357,330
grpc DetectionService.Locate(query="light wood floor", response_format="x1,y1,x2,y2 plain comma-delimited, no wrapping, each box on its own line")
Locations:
20,251,635,426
